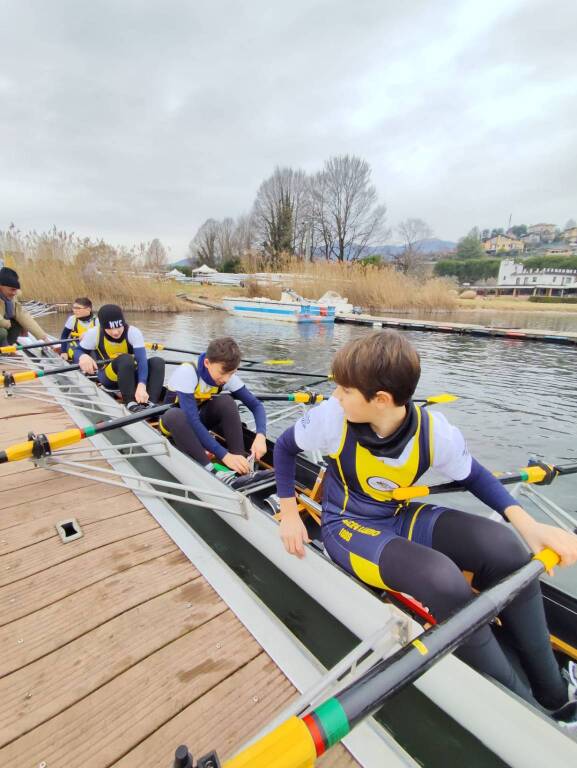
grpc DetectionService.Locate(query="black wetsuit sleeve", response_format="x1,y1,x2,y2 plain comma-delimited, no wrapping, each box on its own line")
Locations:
460,457,518,516
273,426,301,498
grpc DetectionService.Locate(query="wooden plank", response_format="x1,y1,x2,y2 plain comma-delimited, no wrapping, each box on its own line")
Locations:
0,474,100,512
0,611,261,766
0,550,196,676
0,579,227,746
112,652,357,767
0,483,130,530
0,510,160,587
0,490,142,555
0,529,178,626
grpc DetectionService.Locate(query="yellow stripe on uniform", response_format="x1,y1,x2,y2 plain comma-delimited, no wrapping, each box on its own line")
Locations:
407,504,426,541
349,552,388,589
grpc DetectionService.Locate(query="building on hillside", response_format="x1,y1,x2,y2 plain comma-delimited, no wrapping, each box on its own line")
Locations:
520,233,541,247
497,259,577,296
562,226,577,243
482,234,524,254
526,223,557,242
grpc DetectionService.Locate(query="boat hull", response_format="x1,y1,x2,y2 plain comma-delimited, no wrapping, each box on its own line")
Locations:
222,297,336,323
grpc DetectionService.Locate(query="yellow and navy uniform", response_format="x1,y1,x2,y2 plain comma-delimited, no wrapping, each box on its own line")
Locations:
63,314,97,360
286,396,472,589
95,326,134,381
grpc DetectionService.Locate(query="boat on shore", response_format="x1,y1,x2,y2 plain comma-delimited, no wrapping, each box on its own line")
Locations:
6,344,577,765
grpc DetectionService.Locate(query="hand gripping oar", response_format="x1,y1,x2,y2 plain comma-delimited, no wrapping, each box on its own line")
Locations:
0,359,113,388
0,402,172,464
144,342,294,367
390,461,577,502
0,337,68,355
221,549,559,768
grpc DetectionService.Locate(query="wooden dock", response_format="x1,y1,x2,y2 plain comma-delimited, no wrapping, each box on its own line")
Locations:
0,364,357,767
336,313,577,346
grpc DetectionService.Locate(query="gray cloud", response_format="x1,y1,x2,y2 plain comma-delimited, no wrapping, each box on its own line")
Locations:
1,0,576,257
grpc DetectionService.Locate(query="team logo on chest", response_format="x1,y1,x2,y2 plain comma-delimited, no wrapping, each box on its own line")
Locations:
365,476,400,492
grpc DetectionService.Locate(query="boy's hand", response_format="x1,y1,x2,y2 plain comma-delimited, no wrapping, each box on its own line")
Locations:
223,453,250,474
79,354,98,375
135,383,149,404
250,433,267,460
505,504,577,572
279,497,311,558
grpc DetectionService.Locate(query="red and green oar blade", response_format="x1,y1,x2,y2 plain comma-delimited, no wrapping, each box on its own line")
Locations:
223,549,559,767
390,461,577,502
144,342,294,367
0,358,113,388
0,337,68,355
0,402,172,464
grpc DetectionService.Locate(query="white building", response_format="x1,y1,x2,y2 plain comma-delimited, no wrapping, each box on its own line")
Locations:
498,259,577,296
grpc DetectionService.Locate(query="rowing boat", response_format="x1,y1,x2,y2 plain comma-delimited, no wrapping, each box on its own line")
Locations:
7,345,577,765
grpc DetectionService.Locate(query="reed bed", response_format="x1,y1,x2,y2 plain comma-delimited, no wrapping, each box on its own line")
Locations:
16,258,187,312
255,260,457,312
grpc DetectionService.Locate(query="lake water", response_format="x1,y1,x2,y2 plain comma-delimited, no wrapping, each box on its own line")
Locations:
41,308,577,766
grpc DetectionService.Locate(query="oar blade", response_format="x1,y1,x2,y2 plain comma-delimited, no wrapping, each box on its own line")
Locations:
425,393,458,404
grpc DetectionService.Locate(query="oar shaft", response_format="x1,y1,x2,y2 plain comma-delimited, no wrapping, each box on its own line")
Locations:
0,358,113,388
224,550,558,767
391,462,577,501
0,337,67,354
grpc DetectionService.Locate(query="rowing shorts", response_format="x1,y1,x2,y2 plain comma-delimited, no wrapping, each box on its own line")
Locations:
322,502,447,589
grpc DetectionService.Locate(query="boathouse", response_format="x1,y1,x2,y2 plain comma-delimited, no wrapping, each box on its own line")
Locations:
497,259,577,296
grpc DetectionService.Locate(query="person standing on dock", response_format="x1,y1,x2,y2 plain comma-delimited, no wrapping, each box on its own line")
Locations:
59,297,98,360
75,304,165,411
160,336,270,489
274,330,577,725
0,267,50,346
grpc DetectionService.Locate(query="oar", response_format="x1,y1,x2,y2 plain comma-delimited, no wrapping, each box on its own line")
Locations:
0,402,172,464
390,461,577,502
0,359,113,388
222,549,559,767
252,392,457,405
0,337,68,355
144,342,294,367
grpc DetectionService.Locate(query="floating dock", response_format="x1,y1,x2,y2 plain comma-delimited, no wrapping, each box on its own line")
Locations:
336,313,577,346
0,361,357,767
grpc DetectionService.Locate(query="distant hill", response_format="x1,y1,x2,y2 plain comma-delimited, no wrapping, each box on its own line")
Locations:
364,239,456,257
168,258,191,269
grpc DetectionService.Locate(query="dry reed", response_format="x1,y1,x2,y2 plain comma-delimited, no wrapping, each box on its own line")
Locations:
17,258,187,312
261,260,457,311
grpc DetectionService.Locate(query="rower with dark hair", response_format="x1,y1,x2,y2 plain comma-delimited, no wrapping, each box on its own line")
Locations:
160,336,272,488
274,330,577,726
74,304,165,411
60,297,97,360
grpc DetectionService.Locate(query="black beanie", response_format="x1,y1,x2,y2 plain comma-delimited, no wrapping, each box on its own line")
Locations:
98,304,125,330
0,267,20,289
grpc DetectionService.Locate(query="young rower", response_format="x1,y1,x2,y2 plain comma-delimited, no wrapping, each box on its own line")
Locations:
160,336,272,489
60,297,98,361
75,304,165,411
274,331,577,724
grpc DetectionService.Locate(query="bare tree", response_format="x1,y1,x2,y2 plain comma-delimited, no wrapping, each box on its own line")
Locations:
144,238,167,271
312,155,387,261
188,219,220,268
233,214,256,258
252,167,310,262
395,218,433,273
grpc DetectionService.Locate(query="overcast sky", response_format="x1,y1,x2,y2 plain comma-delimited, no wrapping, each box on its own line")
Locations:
1,0,576,258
